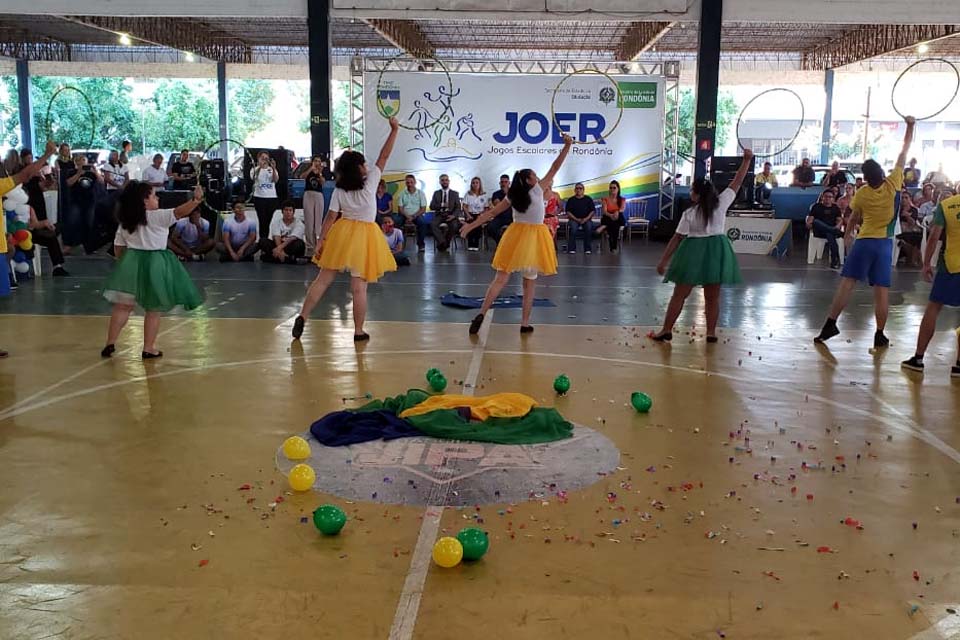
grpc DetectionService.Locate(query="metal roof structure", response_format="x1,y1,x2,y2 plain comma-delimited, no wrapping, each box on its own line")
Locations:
1,15,958,68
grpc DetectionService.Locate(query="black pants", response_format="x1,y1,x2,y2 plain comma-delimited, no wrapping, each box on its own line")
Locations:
217,242,258,262
253,197,279,239
463,216,483,249
30,227,65,267
597,215,625,250
259,237,305,263
430,214,461,250
486,220,510,245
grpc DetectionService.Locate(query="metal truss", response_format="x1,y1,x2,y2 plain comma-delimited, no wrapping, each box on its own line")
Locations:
364,19,433,58
361,57,674,76
659,61,680,221
0,40,70,61
61,16,252,63
349,57,365,153
616,21,674,61
802,24,960,70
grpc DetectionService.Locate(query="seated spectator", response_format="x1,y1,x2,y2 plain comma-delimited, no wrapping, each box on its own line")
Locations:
924,164,950,185
217,201,258,262
142,153,168,191
837,183,855,219
397,174,428,252
855,177,864,190
898,188,923,267
168,209,215,261
791,158,816,187
103,150,128,194
169,149,197,189
904,157,922,188
429,173,462,252
821,161,848,189
382,217,409,266
486,174,513,244
915,183,938,220
564,182,594,254
806,188,843,269
543,188,560,239
7,182,69,277
376,179,393,224
596,180,626,252
754,161,778,203
259,200,305,264
461,176,487,251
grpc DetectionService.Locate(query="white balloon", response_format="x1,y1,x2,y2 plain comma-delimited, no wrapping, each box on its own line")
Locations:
14,262,30,274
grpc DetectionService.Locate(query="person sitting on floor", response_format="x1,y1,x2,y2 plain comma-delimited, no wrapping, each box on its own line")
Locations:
168,209,215,261
382,217,409,266
217,201,258,262
259,200,305,264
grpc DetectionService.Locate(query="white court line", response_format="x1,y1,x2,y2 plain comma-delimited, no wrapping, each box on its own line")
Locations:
387,310,493,640
909,604,960,640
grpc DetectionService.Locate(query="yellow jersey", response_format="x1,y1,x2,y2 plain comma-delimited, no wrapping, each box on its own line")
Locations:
933,194,960,274
0,176,14,253
851,167,903,239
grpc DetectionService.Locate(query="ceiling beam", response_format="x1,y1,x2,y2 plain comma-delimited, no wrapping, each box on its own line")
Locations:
616,21,674,60
364,19,433,58
60,16,252,63
0,20,70,61
801,23,960,70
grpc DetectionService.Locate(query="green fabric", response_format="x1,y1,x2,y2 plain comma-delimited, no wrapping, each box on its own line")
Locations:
356,389,573,445
103,249,203,312
665,235,742,286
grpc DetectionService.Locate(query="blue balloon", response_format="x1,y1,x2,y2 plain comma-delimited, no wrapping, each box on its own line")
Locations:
13,251,27,263
4,210,15,223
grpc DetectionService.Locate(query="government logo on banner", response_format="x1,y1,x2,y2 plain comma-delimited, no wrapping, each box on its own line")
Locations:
377,89,401,117
617,82,658,109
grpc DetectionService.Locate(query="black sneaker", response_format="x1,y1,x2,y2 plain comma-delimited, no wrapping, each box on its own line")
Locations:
292,315,305,339
52,266,69,277
814,319,839,343
9,276,17,290
520,325,534,334
901,356,924,373
469,313,485,335
874,331,890,349
952,364,960,378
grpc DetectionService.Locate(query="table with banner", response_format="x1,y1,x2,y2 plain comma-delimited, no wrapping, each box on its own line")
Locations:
724,211,792,257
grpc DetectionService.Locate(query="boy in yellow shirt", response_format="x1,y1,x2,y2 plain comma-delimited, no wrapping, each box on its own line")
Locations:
0,140,57,358
814,115,916,348
901,192,960,377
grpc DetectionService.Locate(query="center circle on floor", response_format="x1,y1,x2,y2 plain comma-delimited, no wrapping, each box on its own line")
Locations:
275,425,620,506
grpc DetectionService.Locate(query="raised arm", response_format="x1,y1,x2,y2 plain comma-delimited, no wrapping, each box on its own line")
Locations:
540,134,573,190
11,140,56,186
896,116,917,169
727,149,754,194
375,117,400,172
173,186,204,219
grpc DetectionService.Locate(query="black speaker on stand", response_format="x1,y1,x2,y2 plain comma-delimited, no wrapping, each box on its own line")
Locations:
199,158,226,233
711,156,756,208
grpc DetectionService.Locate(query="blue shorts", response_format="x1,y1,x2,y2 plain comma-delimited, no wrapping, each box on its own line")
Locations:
0,255,9,297
841,238,893,287
930,269,960,307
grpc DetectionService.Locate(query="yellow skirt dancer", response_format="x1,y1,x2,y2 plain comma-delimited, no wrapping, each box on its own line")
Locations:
491,221,558,277
313,218,397,283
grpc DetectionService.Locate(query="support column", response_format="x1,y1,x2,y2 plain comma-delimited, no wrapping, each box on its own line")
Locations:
693,0,722,181
217,61,229,160
307,0,332,158
820,68,834,165
16,59,33,150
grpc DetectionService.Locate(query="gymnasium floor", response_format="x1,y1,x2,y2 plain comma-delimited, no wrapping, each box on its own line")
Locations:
1,243,959,640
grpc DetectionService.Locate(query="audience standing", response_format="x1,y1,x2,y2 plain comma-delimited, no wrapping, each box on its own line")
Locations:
251,152,279,239
301,156,325,254
169,149,197,189
821,161,848,189
791,158,816,187
142,154,167,191
904,158,922,188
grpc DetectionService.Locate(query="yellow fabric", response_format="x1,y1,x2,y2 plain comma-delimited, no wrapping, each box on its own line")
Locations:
491,222,558,276
852,166,903,239
313,218,397,283
0,176,13,253
936,194,960,274
399,392,538,421
754,173,778,187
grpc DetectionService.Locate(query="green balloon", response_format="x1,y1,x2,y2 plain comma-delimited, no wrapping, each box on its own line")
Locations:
631,391,652,413
553,374,571,395
429,374,448,392
426,368,441,382
313,504,347,535
456,527,489,561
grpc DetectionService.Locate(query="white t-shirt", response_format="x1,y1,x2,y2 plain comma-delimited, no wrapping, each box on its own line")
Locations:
114,208,176,251
268,216,306,241
512,182,546,225
222,216,257,248
104,163,129,191
463,192,489,216
174,217,210,248
327,165,381,223
252,166,278,199
676,188,736,237
143,166,167,189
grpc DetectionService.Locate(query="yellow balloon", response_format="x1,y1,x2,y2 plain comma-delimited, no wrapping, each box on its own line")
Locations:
282,436,311,460
432,536,463,568
19,238,33,251
288,463,316,491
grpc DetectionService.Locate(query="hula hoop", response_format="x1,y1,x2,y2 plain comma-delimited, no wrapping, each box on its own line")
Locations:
735,88,805,158
550,68,624,145
891,57,960,121
44,86,95,151
197,138,257,212
375,56,455,131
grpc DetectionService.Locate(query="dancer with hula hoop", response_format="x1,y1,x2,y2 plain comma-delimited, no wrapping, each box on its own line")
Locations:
814,115,917,349
650,150,754,344
292,117,401,342
459,134,574,337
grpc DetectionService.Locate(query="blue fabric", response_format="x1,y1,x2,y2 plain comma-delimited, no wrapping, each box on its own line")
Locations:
930,269,960,306
567,219,594,252
0,256,9,297
841,238,893,287
309,409,420,446
440,293,555,309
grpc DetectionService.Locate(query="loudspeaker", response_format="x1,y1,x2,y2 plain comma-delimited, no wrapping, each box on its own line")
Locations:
711,156,755,206
244,148,290,203
200,159,227,212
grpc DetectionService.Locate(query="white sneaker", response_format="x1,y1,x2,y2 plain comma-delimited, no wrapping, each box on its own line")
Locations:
585,250,592,254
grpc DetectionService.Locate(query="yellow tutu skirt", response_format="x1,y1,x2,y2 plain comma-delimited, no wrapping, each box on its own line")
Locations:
312,218,397,282
491,222,557,277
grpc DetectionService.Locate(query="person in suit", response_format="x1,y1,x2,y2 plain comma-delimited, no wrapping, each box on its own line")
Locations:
429,173,462,252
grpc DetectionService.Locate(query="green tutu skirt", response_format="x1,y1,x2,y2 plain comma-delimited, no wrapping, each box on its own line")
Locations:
665,235,742,286
103,249,203,312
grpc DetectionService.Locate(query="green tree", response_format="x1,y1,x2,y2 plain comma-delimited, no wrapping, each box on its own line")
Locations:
298,80,350,151
143,80,219,151
228,79,274,145
677,88,739,158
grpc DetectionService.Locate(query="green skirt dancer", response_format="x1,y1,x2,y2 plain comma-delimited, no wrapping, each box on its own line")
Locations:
665,235,742,286
103,249,203,312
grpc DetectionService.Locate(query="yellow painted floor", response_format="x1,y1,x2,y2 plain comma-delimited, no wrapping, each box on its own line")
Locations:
1,315,959,639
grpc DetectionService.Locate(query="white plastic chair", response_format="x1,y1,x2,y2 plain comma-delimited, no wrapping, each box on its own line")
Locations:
921,222,942,268
807,231,844,265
